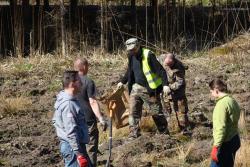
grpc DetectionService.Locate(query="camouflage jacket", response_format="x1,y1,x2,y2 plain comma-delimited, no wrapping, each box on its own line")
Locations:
164,58,187,99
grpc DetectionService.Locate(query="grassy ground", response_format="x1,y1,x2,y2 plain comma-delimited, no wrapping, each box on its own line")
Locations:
0,33,250,166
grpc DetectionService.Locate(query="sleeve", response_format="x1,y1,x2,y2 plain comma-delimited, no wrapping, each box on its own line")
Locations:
213,102,228,147
87,79,97,98
148,52,168,86
62,102,81,154
169,70,185,91
120,67,129,84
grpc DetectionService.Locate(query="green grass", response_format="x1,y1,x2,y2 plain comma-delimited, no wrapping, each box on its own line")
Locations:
48,79,62,92
0,159,6,166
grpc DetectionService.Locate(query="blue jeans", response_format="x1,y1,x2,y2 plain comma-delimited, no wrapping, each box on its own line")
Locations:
60,140,92,167
210,135,240,167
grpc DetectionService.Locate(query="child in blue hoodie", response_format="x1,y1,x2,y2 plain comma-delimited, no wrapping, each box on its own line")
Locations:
52,71,91,167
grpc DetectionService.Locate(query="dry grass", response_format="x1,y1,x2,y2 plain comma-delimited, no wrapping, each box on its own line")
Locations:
209,45,234,56
132,153,159,165
99,126,130,144
140,116,157,132
0,50,127,95
177,143,194,162
239,109,248,134
235,139,250,167
0,96,32,115
99,116,157,144
0,50,126,77
207,32,250,71
153,142,198,167
209,33,250,56
235,108,250,167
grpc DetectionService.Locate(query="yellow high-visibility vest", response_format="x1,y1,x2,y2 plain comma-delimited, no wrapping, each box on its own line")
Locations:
142,48,162,89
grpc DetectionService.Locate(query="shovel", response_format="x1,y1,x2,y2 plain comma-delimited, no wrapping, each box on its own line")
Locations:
106,100,116,167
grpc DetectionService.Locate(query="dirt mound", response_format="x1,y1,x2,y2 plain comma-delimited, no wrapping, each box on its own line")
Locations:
98,134,180,167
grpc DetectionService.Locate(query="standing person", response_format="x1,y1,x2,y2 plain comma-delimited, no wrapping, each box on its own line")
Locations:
52,71,90,167
161,53,190,133
209,79,241,167
117,38,170,139
74,58,107,167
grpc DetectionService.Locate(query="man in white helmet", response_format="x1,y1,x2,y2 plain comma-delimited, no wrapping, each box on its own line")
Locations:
117,38,171,139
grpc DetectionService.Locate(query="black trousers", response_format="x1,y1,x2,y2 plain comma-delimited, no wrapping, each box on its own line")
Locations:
87,121,99,167
211,134,241,167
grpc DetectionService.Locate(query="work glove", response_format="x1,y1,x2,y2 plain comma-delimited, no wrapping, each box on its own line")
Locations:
117,82,123,89
211,146,219,162
99,117,108,131
163,86,171,95
77,155,88,167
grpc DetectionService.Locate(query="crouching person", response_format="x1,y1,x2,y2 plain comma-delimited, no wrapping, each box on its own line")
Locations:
209,79,241,167
161,53,189,133
52,71,91,167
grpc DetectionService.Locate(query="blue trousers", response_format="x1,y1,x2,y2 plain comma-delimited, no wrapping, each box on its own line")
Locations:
60,140,92,167
210,135,240,167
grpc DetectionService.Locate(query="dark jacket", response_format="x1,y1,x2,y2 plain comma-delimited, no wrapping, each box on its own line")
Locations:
120,47,168,96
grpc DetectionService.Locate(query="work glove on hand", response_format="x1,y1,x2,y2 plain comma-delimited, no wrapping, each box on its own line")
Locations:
99,117,108,131
77,155,88,167
163,86,171,95
211,146,219,162
117,82,123,89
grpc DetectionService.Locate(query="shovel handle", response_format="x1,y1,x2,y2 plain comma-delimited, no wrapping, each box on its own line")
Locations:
109,100,116,118
106,101,116,167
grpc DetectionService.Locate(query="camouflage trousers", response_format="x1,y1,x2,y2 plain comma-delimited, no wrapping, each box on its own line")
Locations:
129,84,168,136
162,96,189,131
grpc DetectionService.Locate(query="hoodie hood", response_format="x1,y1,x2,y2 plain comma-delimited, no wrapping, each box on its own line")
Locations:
54,90,75,110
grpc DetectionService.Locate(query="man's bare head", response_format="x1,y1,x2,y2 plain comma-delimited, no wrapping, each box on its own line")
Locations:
164,53,175,67
74,58,88,75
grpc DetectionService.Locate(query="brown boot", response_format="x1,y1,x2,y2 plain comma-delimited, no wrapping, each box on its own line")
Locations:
178,112,191,135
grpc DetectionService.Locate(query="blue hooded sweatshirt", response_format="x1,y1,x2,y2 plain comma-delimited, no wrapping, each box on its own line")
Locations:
52,90,89,155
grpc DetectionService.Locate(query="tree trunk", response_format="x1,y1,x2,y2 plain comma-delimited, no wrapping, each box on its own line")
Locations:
9,0,17,56
70,0,79,52
34,0,42,52
131,0,136,35
150,0,158,44
22,0,31,57
172,0,176,51
70,0,78,26
59,0,66,57
36,0,40,6
100,0,104,51
212,0,216,47
165,0,169,49
44,0,50,10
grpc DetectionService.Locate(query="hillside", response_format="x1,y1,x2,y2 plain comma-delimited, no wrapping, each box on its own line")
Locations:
0,33,250,167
